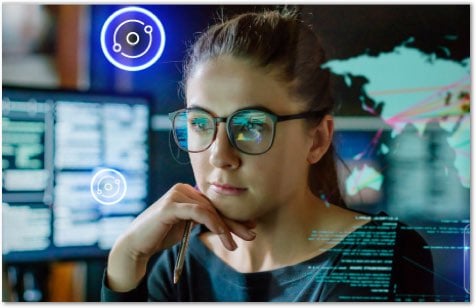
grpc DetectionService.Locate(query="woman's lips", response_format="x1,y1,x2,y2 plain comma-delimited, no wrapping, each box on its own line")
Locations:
210,183,247,196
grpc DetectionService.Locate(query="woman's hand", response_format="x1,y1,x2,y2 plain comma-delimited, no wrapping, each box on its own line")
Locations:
106,183,256,292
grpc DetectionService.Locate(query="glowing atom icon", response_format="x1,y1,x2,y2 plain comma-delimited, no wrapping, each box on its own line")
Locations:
90,168,127,205
100,6,166,71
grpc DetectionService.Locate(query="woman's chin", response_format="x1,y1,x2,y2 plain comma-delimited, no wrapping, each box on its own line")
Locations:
211,200,257,222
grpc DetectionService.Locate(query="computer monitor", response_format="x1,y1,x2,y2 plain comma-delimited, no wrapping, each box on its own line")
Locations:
334,116,469,221
2,87,151,263
334,117,470,300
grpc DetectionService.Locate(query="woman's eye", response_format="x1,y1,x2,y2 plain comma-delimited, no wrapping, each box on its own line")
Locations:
189,118,212,132
240,115,268,131
241,121,264,132
235,122,265,143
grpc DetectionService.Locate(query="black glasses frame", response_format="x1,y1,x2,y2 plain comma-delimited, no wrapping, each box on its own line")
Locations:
168,106,326,155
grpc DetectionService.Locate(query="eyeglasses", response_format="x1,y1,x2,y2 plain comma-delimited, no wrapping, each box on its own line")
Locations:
168,106,326,155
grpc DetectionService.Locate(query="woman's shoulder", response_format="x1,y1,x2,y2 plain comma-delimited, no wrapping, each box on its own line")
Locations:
319,211,435,300
335,210,430,252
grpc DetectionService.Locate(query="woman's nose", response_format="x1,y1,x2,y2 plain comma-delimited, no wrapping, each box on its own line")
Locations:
208,123,241,169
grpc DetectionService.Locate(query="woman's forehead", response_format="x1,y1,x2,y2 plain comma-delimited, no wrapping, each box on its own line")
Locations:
185,56,302,116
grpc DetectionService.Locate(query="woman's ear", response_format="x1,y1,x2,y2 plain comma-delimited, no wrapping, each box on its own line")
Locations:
307,115,334,164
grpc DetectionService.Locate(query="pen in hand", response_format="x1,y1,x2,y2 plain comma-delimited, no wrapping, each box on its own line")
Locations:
173,220,193,284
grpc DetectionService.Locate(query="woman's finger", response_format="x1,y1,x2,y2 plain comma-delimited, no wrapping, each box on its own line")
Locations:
171,202,237,251
223,217,256,241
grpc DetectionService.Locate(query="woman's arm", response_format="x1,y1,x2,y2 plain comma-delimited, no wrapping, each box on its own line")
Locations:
102,183,256,301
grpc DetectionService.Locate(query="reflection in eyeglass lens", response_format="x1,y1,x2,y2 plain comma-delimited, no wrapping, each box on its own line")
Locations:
232,111,271,146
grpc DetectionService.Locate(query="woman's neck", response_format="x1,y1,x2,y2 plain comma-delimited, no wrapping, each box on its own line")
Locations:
200,189,364,273
231,190,328,272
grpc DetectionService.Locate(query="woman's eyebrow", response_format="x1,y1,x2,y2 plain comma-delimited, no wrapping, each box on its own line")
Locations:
187,103,203,109
188,104,271,114
187,104,213,113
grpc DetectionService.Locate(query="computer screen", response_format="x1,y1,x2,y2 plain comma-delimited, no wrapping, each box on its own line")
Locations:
2,87,151,263
334,117,470,301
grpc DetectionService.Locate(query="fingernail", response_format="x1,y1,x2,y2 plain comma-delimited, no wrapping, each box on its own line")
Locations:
220,233,234,251
230,238,238,250
228,234,238,250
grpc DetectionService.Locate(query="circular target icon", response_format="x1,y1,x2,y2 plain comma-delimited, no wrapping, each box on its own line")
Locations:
100,6,166,71
90,168,127,205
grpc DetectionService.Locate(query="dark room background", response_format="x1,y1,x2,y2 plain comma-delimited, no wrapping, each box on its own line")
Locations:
2,4,470,302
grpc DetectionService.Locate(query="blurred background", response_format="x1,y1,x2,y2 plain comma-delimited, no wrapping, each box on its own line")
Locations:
2,4,470,302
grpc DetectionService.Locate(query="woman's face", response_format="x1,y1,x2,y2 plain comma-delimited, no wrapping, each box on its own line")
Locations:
186,56,315,222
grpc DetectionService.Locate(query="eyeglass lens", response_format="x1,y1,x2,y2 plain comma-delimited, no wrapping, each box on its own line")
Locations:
172,109,275,154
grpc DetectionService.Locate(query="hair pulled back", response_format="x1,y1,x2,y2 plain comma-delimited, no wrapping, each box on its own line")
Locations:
183,10,346,207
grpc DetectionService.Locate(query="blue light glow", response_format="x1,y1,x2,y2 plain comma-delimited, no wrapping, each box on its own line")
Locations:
100,6,166,71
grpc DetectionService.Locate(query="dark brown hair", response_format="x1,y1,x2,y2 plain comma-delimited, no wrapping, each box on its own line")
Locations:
183,10,346,207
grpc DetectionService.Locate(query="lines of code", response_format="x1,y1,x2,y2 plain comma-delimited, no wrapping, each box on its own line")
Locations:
309,218,397,300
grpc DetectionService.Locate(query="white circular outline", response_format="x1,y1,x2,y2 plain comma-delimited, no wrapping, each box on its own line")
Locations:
90,168,128,205
96,176,120,197
126,31,140,45
100,6,166,71
113,43,121,52
98,176,121,198
114,20,153,59
112,19,153,59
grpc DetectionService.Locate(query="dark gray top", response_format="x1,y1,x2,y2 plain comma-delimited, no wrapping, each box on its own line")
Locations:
101,213,434,302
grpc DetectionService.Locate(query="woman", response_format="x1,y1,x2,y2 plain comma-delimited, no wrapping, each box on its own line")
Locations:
102,10,434,302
